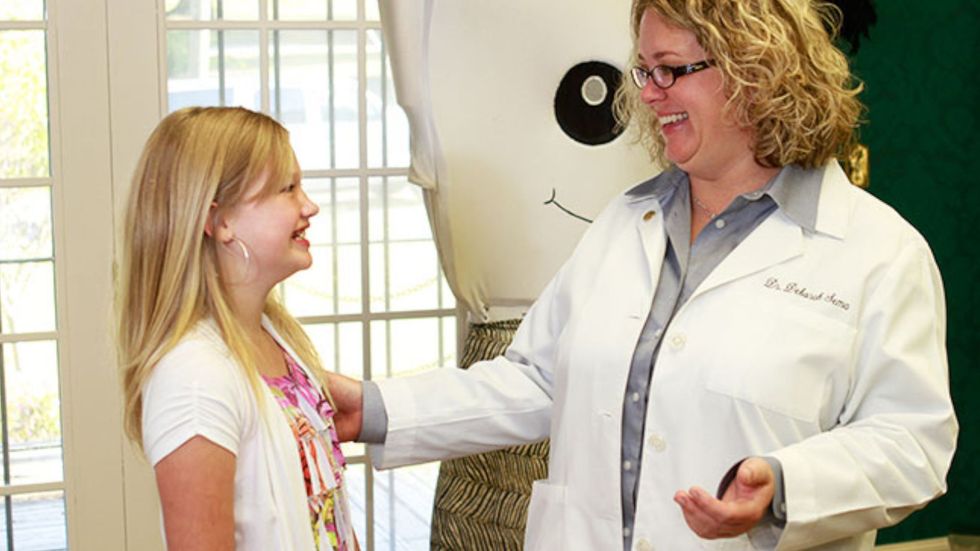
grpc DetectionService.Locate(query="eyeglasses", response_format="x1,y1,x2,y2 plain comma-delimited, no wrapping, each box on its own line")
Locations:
629,59,714,89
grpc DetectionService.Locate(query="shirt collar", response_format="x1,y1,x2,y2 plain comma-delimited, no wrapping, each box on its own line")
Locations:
625,165,687,208
762,164,821,233
626,163,821,232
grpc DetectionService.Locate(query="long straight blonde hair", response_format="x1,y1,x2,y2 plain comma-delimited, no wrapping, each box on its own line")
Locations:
118,106,329,447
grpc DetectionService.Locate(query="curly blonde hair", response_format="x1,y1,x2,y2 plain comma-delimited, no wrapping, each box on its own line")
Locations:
614,0,864,169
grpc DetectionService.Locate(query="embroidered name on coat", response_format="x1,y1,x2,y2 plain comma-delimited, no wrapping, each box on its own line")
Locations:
763,277,850,311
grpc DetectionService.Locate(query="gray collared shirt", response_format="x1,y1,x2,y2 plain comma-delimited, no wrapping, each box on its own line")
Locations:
620,164,821,549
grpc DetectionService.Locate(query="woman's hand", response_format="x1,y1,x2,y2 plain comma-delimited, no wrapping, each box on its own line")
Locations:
673,456,775,539
326,371,364,442
155,436,235,550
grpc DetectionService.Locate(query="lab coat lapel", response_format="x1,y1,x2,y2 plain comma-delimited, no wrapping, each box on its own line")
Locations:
690,210,804,300
635,203,667,295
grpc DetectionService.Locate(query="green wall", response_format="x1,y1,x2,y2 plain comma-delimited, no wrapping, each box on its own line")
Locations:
848,1,980,543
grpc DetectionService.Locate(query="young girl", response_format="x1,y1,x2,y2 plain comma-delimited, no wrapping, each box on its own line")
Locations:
118,106,357,551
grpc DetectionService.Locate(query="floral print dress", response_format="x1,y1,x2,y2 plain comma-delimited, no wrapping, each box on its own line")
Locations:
263,351,356,551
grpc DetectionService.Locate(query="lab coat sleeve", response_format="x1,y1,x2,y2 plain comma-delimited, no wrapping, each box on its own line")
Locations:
367,263,572,469
769,238,958,550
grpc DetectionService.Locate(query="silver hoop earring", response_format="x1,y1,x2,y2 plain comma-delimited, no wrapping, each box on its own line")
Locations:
229,236,252,284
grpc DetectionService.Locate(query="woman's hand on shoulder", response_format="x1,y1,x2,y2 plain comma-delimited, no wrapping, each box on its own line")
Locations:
155,436,236,551
325,371,364,442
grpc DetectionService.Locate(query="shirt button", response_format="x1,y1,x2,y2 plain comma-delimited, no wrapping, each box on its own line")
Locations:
653,328,663,338
623,526,632,538
648,434,667,452
669,334,686,350
623,460,633,471
635,538,653,551
631,392,641,403
643,210,656,221
714,218,726,229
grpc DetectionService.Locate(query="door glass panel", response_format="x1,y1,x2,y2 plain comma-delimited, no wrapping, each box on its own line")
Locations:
269,0,355,22
270,30,359,170
168,30,260,112
283,177,362,316
366,31,409,169
0,261,56,334
0,31,49,179
11,491,67,550
0,188,52,261
0,0,43,22
3,341,63,486
166,0,259,21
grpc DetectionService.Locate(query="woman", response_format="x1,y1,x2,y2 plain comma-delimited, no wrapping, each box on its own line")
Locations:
119,107,357,551
330,1,957,549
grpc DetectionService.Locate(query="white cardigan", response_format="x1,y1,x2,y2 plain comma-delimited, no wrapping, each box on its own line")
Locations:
142,317,324,550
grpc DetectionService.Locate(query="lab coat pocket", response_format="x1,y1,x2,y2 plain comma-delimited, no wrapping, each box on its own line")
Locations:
703,301,855,428
524,480,566,550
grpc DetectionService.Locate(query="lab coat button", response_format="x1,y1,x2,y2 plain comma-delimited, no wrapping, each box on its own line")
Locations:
635,538,653,551
648,434,666,452
670,334,686,350
643,210,656,221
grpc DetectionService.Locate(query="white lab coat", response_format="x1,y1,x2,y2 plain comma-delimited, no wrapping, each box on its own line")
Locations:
369,161,957,550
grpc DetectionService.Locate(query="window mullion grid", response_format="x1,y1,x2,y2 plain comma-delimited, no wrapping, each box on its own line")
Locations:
354,13,379,547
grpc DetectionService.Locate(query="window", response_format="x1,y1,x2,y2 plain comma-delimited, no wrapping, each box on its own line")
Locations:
161,0,456,548
0,1,68,549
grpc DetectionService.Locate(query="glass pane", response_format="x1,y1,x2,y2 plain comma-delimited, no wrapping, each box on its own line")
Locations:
271,30,359,170
371,318,442,380
168,30,260,111
331,0,357,22
387,242,439,311
366,31,409,168
372,463,438,551
0,498,5,550
4,340,63,486
166,0,259,21
269,0,356,21
282,178,361,316
365,0,380,21
369,177,443,312
1,261,56,334
283,243,334,316
0,31,49,179
344,462,367,547
271,0,326,21
221,0,259,20
0,187,52,261
440,316,457,368
12,491,66,551
0,0,43,22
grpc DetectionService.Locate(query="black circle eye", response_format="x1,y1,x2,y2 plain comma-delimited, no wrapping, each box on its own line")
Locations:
554,61,626,146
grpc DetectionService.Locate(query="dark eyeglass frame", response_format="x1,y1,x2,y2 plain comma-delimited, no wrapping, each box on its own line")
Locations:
629,59,714,89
